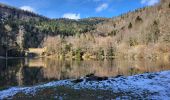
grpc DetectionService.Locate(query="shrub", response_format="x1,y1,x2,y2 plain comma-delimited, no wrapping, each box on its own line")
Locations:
135,16,143,23
128,37,138,46
108,30,117,36
74,48,83,60
128,22,132,29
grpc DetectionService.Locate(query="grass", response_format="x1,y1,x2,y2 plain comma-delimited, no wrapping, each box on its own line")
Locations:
10,86,156,100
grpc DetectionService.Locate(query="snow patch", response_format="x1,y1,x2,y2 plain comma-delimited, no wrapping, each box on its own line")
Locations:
0,71,170,99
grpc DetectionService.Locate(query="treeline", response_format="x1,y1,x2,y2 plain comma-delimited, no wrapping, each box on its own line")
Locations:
43,30,170,60
43,35,115,60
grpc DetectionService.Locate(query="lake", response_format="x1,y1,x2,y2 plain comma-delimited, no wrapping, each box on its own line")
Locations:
0,58,170,89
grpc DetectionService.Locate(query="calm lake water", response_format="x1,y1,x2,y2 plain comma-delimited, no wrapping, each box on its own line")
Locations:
0,58,170,89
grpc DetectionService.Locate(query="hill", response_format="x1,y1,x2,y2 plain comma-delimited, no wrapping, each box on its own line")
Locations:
0,0,170,59
0,3,108,56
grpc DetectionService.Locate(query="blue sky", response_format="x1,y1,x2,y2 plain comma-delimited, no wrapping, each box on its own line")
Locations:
0,0,159,19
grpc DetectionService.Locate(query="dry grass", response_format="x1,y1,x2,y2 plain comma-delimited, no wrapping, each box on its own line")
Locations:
11,86,155,100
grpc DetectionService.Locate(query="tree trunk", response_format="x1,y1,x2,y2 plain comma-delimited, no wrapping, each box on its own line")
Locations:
5,46,8,67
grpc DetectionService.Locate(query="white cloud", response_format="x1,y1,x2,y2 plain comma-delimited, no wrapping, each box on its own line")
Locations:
62,13,80,20
96,3,108,12
141,0,159,6
20,6,35,12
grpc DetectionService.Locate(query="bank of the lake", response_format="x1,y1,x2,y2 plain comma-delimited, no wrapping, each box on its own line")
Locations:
0,70,170,99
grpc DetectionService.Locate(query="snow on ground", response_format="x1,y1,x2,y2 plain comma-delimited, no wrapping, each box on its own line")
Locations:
0,70,170,99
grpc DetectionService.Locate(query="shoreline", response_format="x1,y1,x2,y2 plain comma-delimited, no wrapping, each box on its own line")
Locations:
0,56,45,59
0,70,170,99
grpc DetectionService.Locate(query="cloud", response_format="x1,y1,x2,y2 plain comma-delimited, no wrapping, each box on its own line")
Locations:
20,6,35,12
141,0,159,6
62,13,80,20
96,3,108,12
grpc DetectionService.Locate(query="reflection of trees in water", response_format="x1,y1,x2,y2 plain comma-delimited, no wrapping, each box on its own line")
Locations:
0,59,45,87
16,65,23,86
115,59,170,75
22,66,44,85
0,58,170,87
0,59,23,88
41,58,170,80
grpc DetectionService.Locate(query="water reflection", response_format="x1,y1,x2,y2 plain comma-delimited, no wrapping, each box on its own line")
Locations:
0,58,170,89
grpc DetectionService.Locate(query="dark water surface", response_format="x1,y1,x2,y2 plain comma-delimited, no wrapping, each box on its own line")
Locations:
0,58,170,89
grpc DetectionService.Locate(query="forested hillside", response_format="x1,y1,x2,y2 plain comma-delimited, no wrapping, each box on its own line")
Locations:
43,0,170,60
0,0,170,59
0,3,108,56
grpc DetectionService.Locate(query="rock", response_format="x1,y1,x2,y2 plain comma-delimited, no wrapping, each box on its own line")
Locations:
72,74,108,83
86,73,95,77
102,76,108,80
114,75,123,78
96,76,108,81
86,76,98,81
147,74,155,79
86,76,108,82
72,79,83,83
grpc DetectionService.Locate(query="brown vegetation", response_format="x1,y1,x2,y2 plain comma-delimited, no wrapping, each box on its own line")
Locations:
41,0,170,60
